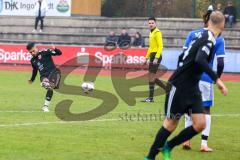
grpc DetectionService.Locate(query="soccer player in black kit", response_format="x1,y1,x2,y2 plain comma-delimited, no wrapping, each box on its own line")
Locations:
144,11,228,160
27,42,62,112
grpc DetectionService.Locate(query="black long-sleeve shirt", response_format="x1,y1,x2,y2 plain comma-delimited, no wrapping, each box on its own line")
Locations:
30,48,62,81
224,6,237,16
105,35,118,44
217,57,224,78
117,33,131,47
169,30,218,91
132,37,145,47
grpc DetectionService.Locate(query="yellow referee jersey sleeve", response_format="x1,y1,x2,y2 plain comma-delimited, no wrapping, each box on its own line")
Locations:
145,28,163,59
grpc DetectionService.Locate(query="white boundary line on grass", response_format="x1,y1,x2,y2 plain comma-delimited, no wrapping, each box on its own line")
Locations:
212,114,240,117
0,111,240,128
0,118,120,127
1,110,240,117
0,110,240,117
0,111,42,113
110,112,240,117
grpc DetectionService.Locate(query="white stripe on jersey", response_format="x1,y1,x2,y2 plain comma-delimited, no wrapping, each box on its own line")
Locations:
207,31,216,45
202,46,210,55
167,86,176,118
216,54,226,58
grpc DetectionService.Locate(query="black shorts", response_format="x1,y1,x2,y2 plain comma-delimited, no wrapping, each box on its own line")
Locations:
164,86,203,120
41,68,61,89
148,52,162,74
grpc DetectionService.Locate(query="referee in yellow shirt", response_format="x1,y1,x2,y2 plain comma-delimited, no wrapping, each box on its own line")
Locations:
142,17,164,103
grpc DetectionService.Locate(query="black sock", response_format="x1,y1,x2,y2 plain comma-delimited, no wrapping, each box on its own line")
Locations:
147,127,171,159
46,90,53,101
149,82,155,99
167,126,198,149
202,135,208,141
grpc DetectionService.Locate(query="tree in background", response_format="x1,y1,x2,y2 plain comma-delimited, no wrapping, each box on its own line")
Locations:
102,0,147,17
196,0,239,18
102,0,192,17
196,0,211,18
101,0,239,18
152,0,192,18
101,0,123,17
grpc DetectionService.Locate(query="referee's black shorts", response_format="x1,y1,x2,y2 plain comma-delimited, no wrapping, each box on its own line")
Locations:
148,52,162,74
164,85,203,120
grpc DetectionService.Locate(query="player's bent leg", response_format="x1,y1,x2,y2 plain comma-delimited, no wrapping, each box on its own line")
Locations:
192,113,206,132
182,114,193,150
41,77,52,89
163,118,179,132
165,113,205,156
161,118,179,160
199,81,214,152
49,68,61,89
145,85,183,160
40,69,61,112
145,118,178,160
42,89,53,112
201,107,213,152
184,114,193,128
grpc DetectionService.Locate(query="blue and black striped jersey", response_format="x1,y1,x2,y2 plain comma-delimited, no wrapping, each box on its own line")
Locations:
169,30,218,90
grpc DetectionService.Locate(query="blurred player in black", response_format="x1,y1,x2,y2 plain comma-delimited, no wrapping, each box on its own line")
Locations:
144,11,228,160
27,42,62,112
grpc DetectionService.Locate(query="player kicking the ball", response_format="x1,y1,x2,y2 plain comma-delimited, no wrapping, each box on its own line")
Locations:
144,11,228,160
27,42,62,112
182,8,226,152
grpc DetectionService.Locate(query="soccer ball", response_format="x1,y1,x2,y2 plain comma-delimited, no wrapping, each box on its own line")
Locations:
81,82,94,93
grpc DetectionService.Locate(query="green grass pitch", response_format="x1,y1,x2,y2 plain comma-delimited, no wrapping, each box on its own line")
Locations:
0,71,239,160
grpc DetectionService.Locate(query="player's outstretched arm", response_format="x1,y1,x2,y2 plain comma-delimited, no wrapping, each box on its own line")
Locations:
216,79,228,96
28,66,38,84
49,48,62,56
53,48,62,55
47,46,62,56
